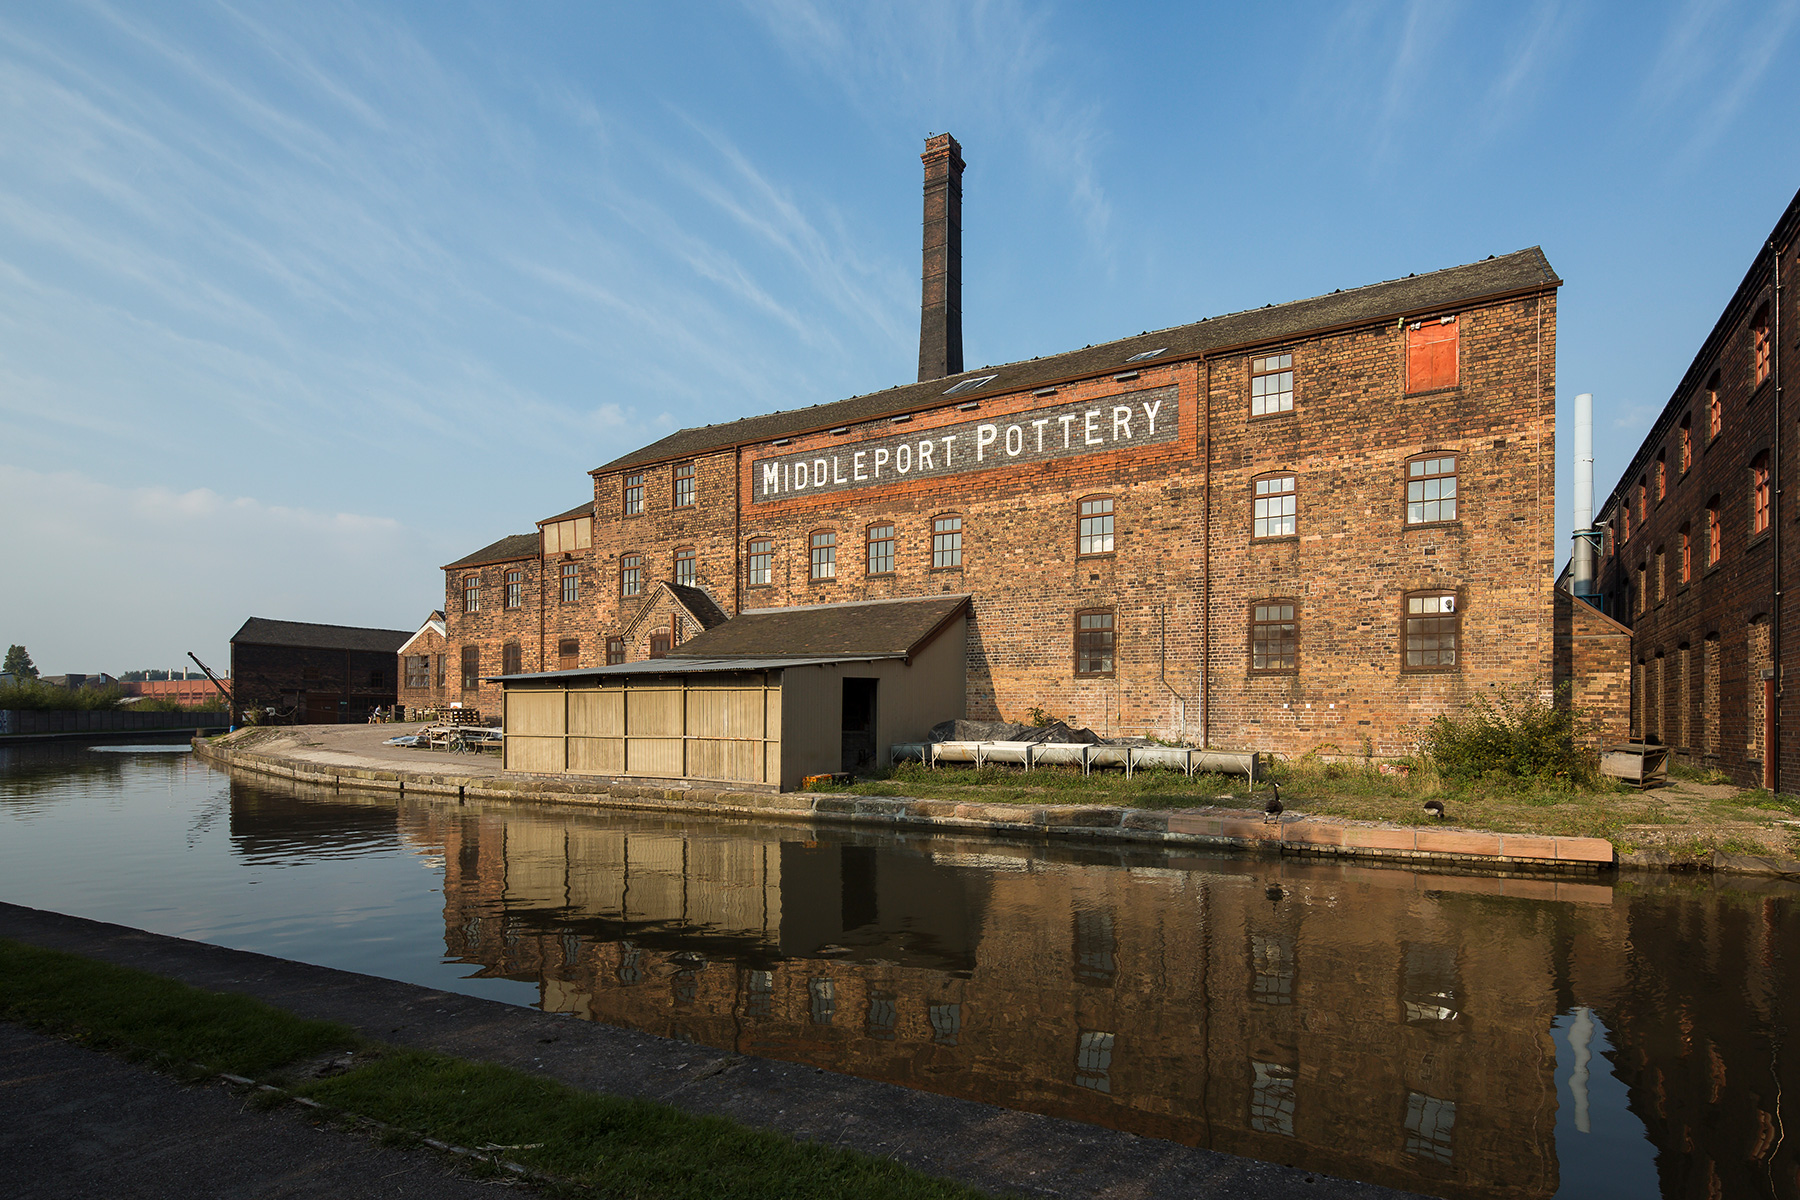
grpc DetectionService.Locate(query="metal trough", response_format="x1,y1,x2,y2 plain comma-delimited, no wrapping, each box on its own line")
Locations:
930,741,981,768
890,742,928,764
1031,743,1092,772
1600,743,1670,789
1130,746,1194,776
976,741,1036,768
1086,745,1133,774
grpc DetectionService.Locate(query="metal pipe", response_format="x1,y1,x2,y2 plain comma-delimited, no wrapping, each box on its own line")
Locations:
1201,357,1212,749
1770,237,1785,792
1572,392,1597,599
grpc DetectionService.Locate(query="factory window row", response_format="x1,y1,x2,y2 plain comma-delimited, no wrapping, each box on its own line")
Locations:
1244,593,1461,675
619,462,698,515
1249,316,1459,416
1252,456,1458,540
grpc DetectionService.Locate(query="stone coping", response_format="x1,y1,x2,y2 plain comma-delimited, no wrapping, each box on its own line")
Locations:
193,736,1627,875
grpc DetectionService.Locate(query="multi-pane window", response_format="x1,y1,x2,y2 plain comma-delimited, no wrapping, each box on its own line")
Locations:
405,655,430,689
560,562,578,603
460,645,479,690
1708,375,1722,439
1074,1030,1115,1093
1250,352,1294,416
1753,305,1771,386
623,473,643,515
1404,593,1459,671
505,569,523,609
1680,416,1692,473
558,638,578,669
1251,933,1295,1004
1251,602,1297,672
1075,609,1115,676
502,642,522,676
866,524,895,575
620,553,643,597
674,547,696,587
1680,524,1692,584
435,654,445,688
1753,453,1771,534
462,574,480,613
1249,1062,1297,1137
1655,453,1666,501
1707,496,1721,565
672,462,696,508
1406,317,1458,393
932,515,963,569
1078,496,1115,555
810,530,837,580
747,538,773,586
1406,456,1457,524
1253,475,1297,538
1638,477,1647,524
1404,1093,1456,1165
606,637,625,665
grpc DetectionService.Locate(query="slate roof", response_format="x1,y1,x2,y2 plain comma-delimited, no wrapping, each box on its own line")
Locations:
443,533,539,570
231,617,413,654
538,500,594,524
668,583,731,630
489,655,895,683
595,247,1560,474
667,594,970,660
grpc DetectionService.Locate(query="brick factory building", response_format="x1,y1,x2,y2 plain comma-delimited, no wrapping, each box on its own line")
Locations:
436,134,1565,763
231,617,411,724
1592,186,1798,790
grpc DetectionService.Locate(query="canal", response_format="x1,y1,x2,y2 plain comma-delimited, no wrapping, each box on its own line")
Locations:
2,741,1793,1199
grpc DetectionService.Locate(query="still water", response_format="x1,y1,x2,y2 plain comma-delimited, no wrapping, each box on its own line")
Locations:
2,742,1794,1199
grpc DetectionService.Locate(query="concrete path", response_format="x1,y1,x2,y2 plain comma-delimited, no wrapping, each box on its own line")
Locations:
0,902,1433,1200
0,1025,513,1199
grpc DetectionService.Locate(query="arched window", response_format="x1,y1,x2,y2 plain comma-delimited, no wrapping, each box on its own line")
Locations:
1706,495,1721,565
1752,303,1772,387
931,514,963,569
866,523,896,575
1252,474,1297,538
673,547,696,587
746,538,773,587
1752,452,1771,535
1679,415,1692,473
1078,496,1116,555
810,530,837,580
620,553,643,597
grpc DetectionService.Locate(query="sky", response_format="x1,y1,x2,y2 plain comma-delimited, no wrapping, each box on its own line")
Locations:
2,0,1797,675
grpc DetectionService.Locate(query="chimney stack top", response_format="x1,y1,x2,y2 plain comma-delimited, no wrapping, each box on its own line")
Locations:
917,133,965,382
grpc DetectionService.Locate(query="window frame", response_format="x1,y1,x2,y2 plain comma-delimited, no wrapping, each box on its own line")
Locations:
1679,524,1692,585
623,473,643,516
672,461,696,508
1655,453,1666,502
1404,454,1459,527
1752,304,1771,388
674,547,697,588
559,562,579,604
1252,473,1298,540
505,569,523,610
606,637,625,665
865,523,896,576
1752,452,1771,536
1405,316,1459,394
462,574,480,614
1679,415,1692,474
1402,590,1461,674
747,537,774,587
1073,608,1116,678
931,513,964,570
405,655,430,690
1707,496,1721,566
459,644,479,691
1249,599,1299,674
502,641,522,677
1707,374,1722,440
557,638,579,669
1077,495,1116,557
620,553,643,598
1249,351,1295,417
809,529,837,581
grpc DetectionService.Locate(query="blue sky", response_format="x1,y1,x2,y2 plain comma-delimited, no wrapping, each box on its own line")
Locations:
3,0,1797,674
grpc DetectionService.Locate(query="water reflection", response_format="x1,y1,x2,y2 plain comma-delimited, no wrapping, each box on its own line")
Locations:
4,744,1799,1198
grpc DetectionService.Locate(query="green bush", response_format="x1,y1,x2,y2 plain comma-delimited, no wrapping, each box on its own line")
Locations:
0,680,124,712
1420,684,1596,786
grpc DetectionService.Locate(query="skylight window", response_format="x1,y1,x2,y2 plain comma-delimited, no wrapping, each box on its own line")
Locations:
941,374,998,397
1125,347,1167,363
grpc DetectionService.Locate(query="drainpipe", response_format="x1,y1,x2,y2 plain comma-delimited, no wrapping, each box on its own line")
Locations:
1202,357,1212,749
1771,237,1786,793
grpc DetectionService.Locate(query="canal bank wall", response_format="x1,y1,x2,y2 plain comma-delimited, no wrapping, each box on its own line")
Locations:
0,901,1426,1200
187,728,1660,878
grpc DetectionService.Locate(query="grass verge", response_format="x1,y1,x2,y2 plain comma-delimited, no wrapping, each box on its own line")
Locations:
0,939,989,1199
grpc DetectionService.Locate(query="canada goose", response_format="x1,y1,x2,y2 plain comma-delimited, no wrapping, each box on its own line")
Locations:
1424,799,1447,820
1264,782,1283,823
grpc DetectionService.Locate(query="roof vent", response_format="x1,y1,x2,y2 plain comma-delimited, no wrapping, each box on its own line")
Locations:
1125,348,1167,363
1113,370,1140,382
1032,387,1057,397
942,374,997,397
830,426,850,435
957,401,980,411
888,414,912,424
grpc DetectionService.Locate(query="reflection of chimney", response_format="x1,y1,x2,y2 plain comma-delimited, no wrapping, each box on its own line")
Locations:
917,133,964,382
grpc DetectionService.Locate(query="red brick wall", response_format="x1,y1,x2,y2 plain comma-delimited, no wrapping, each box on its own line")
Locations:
1553,592,1631,749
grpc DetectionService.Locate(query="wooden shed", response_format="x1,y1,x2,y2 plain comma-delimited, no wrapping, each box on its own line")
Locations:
497,595,969,791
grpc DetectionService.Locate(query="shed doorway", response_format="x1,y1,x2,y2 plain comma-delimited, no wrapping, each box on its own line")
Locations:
842,678,879,773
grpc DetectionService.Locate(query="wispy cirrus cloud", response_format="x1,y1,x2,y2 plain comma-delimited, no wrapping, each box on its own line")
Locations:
1636,0,1800,163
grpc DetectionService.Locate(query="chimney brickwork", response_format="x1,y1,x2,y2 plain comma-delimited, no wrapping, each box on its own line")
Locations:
917,133,964,382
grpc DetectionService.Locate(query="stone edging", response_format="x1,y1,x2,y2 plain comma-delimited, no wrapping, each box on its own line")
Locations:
191,737,1636,876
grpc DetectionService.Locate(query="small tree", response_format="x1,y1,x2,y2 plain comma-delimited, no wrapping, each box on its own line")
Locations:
4,645,38,679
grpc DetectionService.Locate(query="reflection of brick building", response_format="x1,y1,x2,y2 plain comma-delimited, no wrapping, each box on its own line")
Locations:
429,806,1564,1199
436,134,1575,758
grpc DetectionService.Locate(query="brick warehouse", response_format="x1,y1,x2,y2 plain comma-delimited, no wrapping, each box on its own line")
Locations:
435,134,1564,762
1593,185,1798,790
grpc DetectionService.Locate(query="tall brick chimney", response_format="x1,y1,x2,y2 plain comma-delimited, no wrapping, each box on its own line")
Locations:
917,133,964,382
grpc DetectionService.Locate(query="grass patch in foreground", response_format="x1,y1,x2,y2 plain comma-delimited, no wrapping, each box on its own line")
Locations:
0,938,356,1077
301,1049,985,1199
0,940,989,1200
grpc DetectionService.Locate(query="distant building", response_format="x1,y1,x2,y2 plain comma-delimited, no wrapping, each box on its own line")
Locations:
119,678,230,705
395,611,448,714
229,617,411,723
1594,185,1799,788
39,673,119,690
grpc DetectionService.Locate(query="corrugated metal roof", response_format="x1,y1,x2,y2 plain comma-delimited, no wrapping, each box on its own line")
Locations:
443,532,539,570
670,594,969,660
231,617,413,653
489,654,902,683
594,247,1559,474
